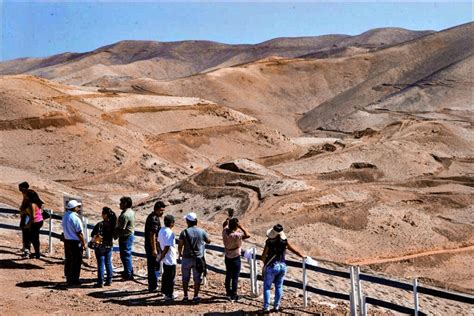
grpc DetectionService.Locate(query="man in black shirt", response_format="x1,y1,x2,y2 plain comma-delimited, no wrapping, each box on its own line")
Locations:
144,200,165,292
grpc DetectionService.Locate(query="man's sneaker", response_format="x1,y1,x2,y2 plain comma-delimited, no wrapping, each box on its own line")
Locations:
231,295,240,302
182,296,189,302
263,307,270,313
104,281,112,286
93,283,103,288
164,293,177,301
21,250,30,258
192,296,201,303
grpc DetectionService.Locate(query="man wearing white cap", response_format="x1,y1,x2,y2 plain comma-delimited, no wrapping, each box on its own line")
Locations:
62,200,86,286
178,212,211,303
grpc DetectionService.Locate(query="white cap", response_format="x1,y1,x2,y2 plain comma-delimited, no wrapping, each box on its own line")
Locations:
184,212,197,222
67,200,82,209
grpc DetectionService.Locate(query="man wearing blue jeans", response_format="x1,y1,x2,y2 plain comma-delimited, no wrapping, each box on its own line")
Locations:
115,196,135,280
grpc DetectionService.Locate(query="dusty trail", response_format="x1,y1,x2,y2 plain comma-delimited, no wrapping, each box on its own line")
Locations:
349,244,474,266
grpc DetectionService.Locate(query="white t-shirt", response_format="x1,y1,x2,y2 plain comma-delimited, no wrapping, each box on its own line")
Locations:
158,226,177,265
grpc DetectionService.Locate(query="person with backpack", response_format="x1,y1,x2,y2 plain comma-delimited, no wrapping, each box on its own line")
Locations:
90,207,117,288
261,224,305,313
222,217,250,301
178,212,211,303
144,201,165,292
24,189,44,259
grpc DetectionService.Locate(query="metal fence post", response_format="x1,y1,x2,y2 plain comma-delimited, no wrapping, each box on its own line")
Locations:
84,217,90,259
248,254,255,295
356,266,363,316
350,266,357,316
413,278,419,316
303,258,308,307
362,295,367,316
48,210,53,253
252,247,258,296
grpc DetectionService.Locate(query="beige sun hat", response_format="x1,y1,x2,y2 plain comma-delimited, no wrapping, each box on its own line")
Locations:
266,224,287,240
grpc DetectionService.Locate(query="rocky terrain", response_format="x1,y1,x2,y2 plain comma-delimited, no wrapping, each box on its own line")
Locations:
0,23,472,314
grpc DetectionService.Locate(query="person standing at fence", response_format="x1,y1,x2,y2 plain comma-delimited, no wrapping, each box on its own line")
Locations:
18,182,32,258
261,224,305,312
158,214,177,301
62,200,86,287
222,217,250,301
178,212,211,303
115,196,135,281
144,200,165,292
91,207,117,288
24,189,44,259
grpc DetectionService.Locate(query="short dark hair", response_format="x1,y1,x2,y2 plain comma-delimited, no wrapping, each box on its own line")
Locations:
186,219,197,227
119,196,133,209
229,218,239,231
19,182,29,192
164,214,175,227
154,201,166,209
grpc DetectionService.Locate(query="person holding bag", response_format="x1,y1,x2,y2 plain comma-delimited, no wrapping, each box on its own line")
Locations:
178,212,211,303
90,207,117,288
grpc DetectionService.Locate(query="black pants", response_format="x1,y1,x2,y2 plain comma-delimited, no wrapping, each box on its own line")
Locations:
64,240,83,285
145,247,160,291
225,256,241,297
30,221,43,256
20,215,31,251
161,264,176,297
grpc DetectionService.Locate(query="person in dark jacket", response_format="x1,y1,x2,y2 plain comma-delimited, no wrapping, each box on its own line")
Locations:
91,207,117,287
144,200,165,292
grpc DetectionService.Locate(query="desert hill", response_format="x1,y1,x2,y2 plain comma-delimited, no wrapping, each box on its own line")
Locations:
0,27,431,87
0,23,472,312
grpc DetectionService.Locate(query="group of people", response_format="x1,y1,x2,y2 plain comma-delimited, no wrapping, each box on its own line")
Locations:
19,182,306,312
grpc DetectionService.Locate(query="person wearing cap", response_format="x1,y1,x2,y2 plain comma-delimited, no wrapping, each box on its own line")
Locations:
222,217,250,301
144,200,165,292
158,214,177,300
178,212,211,303
261,224,305,312
115,196,135,280
62,199,86,286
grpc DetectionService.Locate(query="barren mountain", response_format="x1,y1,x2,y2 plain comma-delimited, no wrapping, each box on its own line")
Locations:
0,28,431,86
0,24,472,314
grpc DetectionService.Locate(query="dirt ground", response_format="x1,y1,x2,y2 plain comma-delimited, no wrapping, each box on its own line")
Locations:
0,226,350,315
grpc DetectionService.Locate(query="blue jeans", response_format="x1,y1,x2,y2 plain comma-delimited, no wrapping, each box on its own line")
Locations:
263,262,287,310
95,247,113,284
225,256,241,297
119,234,134,278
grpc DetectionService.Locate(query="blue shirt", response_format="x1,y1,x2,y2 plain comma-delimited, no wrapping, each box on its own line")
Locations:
62,211,84,241
179,226,210,258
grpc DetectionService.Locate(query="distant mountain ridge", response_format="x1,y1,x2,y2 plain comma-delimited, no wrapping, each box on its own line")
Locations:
0,27,432,84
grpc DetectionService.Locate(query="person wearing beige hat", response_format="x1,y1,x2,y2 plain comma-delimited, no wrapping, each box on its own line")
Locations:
261,224,305,312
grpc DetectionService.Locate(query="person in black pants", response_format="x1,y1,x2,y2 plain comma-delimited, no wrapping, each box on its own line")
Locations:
222,215,251,301
18,182,31,257
62,200,87,286
24,190,44,259
144,201,165,292
158,215,177,300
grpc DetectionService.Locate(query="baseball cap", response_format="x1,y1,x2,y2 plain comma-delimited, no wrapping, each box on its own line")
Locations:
67,200,82,209
184,212,197,222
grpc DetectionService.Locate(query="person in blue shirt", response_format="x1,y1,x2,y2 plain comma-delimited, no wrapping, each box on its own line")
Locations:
62,200,86,287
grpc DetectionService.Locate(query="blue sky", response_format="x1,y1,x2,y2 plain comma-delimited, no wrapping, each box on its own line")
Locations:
1,1,472,61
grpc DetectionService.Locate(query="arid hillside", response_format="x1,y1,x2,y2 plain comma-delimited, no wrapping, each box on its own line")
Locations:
0,28,431,86
0,24,472,313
